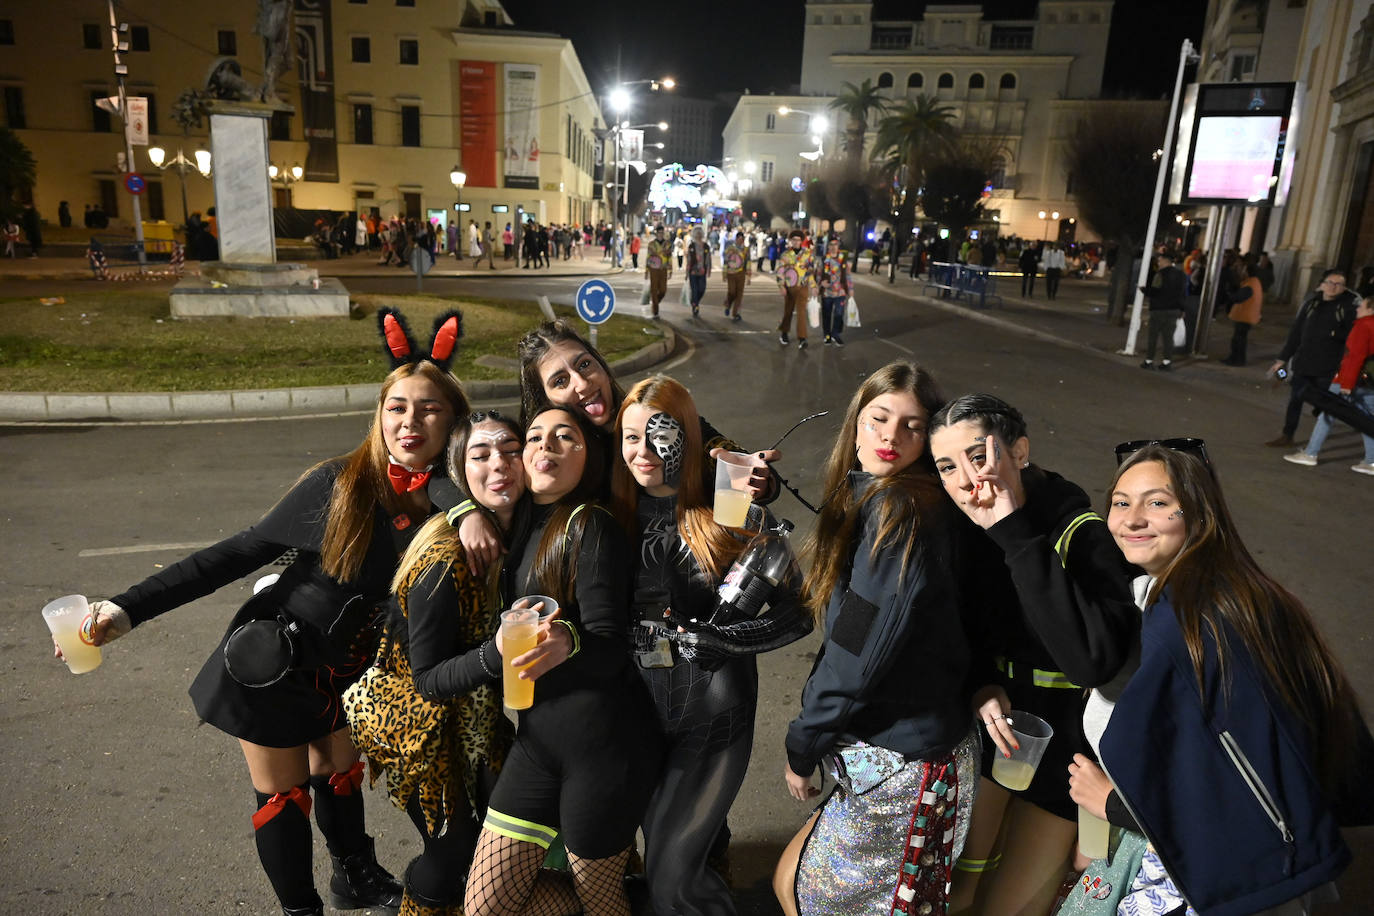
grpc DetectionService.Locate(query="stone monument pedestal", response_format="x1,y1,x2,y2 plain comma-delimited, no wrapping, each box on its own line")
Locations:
172,100,349,319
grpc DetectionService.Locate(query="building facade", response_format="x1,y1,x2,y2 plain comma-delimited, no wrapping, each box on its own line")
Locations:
0,0,603,233
723,0,1166,241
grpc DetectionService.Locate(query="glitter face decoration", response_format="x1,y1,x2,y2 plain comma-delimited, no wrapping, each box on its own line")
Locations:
645,411,685,487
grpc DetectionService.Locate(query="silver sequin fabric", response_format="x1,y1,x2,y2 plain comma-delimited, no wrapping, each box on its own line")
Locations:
794,729,980,915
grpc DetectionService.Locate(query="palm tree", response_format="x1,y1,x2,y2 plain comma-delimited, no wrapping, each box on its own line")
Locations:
828,79,888,167
872,95,958,228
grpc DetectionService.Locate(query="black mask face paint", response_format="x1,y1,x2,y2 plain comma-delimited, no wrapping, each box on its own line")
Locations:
645,411,685,487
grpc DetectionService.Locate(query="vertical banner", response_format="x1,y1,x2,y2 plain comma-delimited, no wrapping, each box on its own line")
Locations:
460,61,498,187
294,0,339,182
620,128,644,164
504,63,540,190
125,97,149,146
593,130,605,198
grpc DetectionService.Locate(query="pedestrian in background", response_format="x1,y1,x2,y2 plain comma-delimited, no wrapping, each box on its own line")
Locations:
686,226,712,318
645,225,673,320
20,201,42,258
817,236,851,346
722,230,751,322
1042,242,1066,300
775,229,816,350
502,223,514,260
1266,268,1359,447
1284,295,1374,473
1221,260,1263,367
1139,250,1186,371
630,230,641,269
1018,242,1039,298
58,200,72,228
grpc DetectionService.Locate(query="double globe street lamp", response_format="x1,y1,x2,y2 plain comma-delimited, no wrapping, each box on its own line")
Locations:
146,144,212,226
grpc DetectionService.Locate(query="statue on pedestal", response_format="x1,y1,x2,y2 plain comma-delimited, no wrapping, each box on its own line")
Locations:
254,0,293,103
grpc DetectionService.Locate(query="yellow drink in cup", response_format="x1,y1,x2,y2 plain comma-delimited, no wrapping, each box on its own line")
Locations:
1078,805,1111,859
500,608,540,710
713,451,756,527
42,595,102,674
990,710,1054,791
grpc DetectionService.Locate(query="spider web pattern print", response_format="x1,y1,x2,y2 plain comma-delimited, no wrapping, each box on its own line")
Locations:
642,658,753,757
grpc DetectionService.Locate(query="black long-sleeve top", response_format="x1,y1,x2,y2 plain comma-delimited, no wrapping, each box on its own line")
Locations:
1278,290,1358,377
1141,264,1186,311
403,554,503,701
785,473,970,776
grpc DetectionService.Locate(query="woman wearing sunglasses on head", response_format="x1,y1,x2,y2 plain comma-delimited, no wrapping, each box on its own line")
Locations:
772,361,982,916
611,375,813,916
463,406,663,916
1065,442,1373,914
926,395,1140,915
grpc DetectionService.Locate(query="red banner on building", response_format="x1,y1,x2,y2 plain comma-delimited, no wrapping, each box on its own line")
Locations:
461,61,497,188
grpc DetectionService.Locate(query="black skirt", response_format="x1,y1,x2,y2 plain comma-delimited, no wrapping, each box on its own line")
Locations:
188,599,371,748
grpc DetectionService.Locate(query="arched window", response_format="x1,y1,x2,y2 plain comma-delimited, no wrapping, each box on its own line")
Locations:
999,72,1017,90
907,72,924,89
969,73,985,90
877,71,894,89
938,72,954,89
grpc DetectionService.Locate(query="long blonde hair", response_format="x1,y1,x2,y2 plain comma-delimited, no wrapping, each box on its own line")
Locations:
319,361,468,582
610,375,743,580
1112,445,1363,793
801,361,945,625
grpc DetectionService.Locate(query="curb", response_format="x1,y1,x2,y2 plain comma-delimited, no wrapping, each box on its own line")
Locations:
0,325,674,424
0,266,627,284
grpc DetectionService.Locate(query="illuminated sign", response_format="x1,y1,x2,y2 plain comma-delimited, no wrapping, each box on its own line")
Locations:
1170,82,1300,207
790,176,805,193
647,162,731,211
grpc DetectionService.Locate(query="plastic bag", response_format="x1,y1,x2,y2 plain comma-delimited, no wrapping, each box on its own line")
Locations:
1172,316,1186,349
639,277,651,305
807,295,821,329
680,278,691,306
846,295,862,328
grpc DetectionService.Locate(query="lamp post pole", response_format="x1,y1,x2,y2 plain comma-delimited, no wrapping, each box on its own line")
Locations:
450,166,467,261
106,0,146,270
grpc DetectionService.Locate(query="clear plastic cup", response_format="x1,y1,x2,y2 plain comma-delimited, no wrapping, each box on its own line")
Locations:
514,594,559,624
43,594,102,674
1078,805,1111,859
500,608,540,710
989,710,1054,790
713,451,756,527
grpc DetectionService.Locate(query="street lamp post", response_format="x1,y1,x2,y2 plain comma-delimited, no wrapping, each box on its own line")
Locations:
605,77,674,232
268,162,304,207
1038,209,1061,243
450,167,466,260
147,144,212,226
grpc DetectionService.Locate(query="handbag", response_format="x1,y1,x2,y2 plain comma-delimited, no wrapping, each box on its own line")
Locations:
224,615,301,687
343,634,449,786
1054,829,1148,916
807,294,821,329
1172,316,1187,349
846,295,862,328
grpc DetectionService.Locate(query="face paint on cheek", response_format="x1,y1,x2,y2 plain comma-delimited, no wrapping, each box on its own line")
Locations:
644,411,685,486
1169,509,1184,520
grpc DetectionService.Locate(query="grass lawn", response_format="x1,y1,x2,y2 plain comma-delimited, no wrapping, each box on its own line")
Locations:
0,292,656,392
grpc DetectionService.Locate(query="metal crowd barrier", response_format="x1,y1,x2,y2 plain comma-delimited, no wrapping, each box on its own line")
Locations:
921,260,1003,309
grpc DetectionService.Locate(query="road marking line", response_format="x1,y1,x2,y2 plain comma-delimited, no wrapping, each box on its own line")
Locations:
874,336,916,355
80,542,217,557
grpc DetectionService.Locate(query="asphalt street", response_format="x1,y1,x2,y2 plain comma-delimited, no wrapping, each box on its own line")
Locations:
3,268,1372,915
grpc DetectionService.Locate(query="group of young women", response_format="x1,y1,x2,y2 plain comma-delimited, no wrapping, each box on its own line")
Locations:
63,308,1371,916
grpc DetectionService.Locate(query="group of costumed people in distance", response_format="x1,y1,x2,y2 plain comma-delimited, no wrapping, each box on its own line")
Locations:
56,304,1374,916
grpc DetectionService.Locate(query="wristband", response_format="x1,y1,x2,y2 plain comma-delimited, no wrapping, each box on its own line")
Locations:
446,499,478,526
553,619,581,657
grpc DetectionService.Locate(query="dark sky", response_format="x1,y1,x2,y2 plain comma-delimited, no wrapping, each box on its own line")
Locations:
499,0,1205,101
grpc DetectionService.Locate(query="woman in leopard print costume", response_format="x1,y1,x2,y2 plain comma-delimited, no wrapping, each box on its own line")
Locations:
369,412,572,915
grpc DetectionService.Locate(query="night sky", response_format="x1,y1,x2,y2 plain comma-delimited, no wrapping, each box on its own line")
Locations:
499,0,1207,101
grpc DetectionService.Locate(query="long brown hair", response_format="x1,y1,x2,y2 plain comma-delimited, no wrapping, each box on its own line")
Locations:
610,375,742,579
319,361,468,582
1111,445,1362,792
525,407,609,603
516,319,627,428
801,361,946,625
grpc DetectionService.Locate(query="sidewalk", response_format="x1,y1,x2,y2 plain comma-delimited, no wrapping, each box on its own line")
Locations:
860,268,1300,417
0,249,625,283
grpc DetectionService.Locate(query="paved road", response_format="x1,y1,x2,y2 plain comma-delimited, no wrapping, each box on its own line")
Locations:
4,269,1372,915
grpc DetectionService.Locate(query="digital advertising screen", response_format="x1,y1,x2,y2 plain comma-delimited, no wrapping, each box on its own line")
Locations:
1169,82,1300,208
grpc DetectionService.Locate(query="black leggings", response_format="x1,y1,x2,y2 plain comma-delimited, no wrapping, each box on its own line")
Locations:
640,657,757,916
405,792,481,905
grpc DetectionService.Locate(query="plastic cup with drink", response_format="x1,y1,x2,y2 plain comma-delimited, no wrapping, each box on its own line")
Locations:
713,451,757,527
514,594,559,625
989,710,1054,791
1078,805,1111,859
499,608,540,710
43,594,103,674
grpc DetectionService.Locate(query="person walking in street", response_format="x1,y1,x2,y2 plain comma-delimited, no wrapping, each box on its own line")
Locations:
817,237,852,347
1283,295,1374,473
775,230,816,350
673,231,686,270
20,201,42,258
1139,249,1186,371
1221,260,1264,366
501,223,514,260
722,230,751,322
1266,268,1360,447
629,231,641,270
1042,242,1066,300
1018,243,1039,297
645,225,673,320
686,227,712,318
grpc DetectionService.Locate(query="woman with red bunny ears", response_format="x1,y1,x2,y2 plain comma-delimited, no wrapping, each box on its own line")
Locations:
53,308,468,916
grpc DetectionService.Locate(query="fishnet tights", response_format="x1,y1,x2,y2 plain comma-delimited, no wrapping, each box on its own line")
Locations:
463,830,630,916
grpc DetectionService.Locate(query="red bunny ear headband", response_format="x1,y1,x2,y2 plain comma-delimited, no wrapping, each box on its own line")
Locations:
376,306,464,373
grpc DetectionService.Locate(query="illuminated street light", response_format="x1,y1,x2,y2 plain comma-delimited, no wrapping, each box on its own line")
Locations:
450,167,467,260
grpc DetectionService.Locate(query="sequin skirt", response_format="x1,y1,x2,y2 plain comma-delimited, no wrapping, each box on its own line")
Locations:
795,729,979,916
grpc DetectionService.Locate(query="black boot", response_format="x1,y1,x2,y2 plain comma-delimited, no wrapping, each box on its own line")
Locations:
329,836,404,910
282,905,324,916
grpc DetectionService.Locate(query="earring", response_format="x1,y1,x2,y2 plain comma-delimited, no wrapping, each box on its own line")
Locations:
1021,461,1030,468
